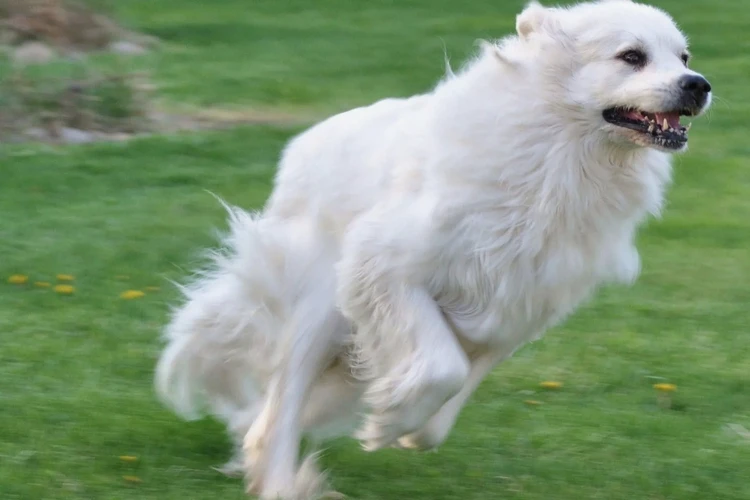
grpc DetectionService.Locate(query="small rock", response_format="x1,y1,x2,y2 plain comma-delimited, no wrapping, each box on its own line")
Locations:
108,133,134,142
25,127,50,141
109,40,148,56
13,42,55,65
60,128,95,144
66,51,88,62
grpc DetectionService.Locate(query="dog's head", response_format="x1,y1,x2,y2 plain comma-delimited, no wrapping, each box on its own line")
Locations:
515,0,711,152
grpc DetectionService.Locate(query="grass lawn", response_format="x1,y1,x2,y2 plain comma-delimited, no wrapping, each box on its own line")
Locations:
2,0,750,499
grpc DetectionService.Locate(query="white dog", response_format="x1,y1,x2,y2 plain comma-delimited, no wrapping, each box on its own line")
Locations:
155,0,711,497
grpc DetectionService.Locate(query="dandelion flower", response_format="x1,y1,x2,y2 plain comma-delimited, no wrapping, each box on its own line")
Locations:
145,286,160,292
120,290,145,300
654,383,677,392
56,274,74,281
119,455,138,462
654,382,676,409
54,284,75,295
35,281,51,287
123,475,142,483
540,381,563,389
8,274,28,284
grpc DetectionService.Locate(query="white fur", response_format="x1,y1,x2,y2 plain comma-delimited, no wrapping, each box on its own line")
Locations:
155,1,710,498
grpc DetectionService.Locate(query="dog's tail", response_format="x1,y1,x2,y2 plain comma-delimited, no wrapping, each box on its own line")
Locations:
155,205,297,424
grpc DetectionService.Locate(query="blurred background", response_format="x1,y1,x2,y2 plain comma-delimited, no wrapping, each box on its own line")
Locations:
1,1,748,499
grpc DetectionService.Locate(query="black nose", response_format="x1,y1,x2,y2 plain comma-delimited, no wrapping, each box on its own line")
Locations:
677,74,711,111
679,74,712,95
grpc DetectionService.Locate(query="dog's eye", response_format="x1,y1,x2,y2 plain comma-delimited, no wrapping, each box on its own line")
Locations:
681,53,690,66
618,49,647,67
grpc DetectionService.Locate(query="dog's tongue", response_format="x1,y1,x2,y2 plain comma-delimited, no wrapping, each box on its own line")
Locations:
624,110,645,121
655,111,681,128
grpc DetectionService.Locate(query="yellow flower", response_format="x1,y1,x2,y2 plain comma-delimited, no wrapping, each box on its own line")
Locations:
653,383,677,392
54,284,75,295
56,274,74,281
120,290,145,300
8,274,28,284
145,286,160,292
123,475,142,483
35,281,51,287
524,400,543,406
540,381,563,389
119,455,138,462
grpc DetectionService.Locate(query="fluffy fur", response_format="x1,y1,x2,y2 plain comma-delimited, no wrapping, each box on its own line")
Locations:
155,1,711,498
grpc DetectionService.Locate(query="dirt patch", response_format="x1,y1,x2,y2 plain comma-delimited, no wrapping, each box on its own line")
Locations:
1,87,316,144
0,64,315,144
0,0,157,53
0,1,313,145
0,70,156,143
159,108,315,131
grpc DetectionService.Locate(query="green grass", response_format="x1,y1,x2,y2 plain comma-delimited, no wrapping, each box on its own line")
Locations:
2,0,750,499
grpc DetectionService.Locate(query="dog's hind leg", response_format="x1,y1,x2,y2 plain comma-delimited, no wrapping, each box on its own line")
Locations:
244,305,346,499
301,363,365,441
243,249,347,499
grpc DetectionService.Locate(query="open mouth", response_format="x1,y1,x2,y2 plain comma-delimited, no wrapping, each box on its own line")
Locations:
602,107,692,150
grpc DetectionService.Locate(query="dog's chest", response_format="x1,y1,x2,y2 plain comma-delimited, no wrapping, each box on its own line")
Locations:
437,218,640,348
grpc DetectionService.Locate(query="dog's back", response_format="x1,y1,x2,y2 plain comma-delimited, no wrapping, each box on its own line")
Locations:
266,94,431,238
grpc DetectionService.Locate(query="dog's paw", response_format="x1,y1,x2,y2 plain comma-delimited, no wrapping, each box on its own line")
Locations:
251,453,339,500
355,403,438,451
243,425,265,467
354,413,406,451
393,431,442,452
243,409,273,494
356,362,461,451
213,455,245,478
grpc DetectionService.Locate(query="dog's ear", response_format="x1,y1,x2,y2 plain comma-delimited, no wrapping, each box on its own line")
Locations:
516,1,549,39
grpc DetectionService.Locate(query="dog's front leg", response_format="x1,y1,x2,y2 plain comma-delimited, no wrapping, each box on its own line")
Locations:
359,289,470,451
396,349,504,451
338,207,470,452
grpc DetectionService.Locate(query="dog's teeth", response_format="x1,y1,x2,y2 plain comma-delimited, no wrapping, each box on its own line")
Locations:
686,122,692,131
662,118,669,130
647,124,655,133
